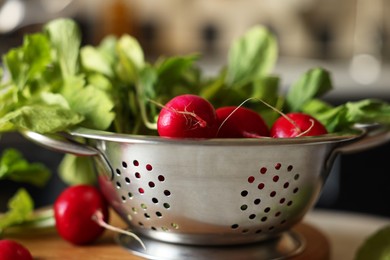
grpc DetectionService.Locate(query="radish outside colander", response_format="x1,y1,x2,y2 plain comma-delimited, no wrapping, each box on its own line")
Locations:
23,124,390,259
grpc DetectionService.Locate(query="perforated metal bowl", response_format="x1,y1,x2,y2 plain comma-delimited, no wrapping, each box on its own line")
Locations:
23,124,390,247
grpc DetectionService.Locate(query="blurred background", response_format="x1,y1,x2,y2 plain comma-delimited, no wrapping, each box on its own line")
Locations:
0,0,389,217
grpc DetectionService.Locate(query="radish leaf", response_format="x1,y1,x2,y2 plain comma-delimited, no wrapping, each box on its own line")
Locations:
286,67,332,112
0,149,51,187
226,26,277,87
0,189,34,234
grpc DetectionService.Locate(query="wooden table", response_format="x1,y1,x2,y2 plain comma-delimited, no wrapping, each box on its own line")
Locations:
6,211,330,259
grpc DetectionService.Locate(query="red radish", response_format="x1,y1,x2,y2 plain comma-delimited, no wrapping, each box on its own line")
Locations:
0,240,33,260
54,185,145,249
157,94,218,138
216,106,269,138
54,185,109,245
270,112,328,138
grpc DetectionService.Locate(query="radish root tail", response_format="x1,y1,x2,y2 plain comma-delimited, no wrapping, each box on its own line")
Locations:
217,97,303,135
296,119,315,137
92,211,147,250
149,98,208,128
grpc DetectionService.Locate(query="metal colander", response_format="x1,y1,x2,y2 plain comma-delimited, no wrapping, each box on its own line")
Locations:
23,124,390,247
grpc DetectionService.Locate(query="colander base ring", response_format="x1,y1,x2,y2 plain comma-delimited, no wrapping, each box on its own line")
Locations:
115,231,305,260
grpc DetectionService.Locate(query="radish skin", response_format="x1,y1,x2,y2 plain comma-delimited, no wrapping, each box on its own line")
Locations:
216,106,269,138
157,94,218,138
0,240,33,260
270,112,328,138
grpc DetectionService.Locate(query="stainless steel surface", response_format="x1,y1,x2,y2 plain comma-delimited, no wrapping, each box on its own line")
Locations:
22,125,390,247
116,230,304,260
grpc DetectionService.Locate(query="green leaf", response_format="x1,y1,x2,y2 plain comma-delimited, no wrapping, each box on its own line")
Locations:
58,154,96,185
3,33,51,90
65,84,115,130
81,46,114,77
0,149,51,187
116,35,145,84
0,105,84,133
286,68,332,112
0,189,34,232
303,99,390,133
226,26,277,87
155,54,199,90
355,225,390,260
44,18,81,78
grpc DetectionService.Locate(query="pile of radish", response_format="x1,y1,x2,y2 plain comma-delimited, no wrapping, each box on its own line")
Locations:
157,94,328,139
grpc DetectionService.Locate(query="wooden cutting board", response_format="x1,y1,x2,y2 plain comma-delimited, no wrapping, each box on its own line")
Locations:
5,211,330,260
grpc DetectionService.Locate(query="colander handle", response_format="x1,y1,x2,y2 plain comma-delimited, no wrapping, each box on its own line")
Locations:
21,130,98,156
336,123,390,154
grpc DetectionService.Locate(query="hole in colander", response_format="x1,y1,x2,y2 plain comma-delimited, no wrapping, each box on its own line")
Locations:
287,201,293,206
158,175,165,182
255,229,262,234
133,160,139,166
231,224,239,229
261,216,267,222
141,203,147,210
128,192,133,199
152,197,158,204
279,198,286,204
249,214,256,220
125,177,131,184
257,183,265,190
116,169,121,176
171,223,179,229
269,226,275,231
254,198,261,205
163,203,170,209
240,204,248,211
121,196,126,202
241,190,248,197
294,174,300,180
138,222,144,227
135,172,141,178
273,175,279,182
283,182,289,188
139,188,145,194
242,229,249,233
275,163,281,170
116,182,121,189
248,176,255,183
275,211,281,217
144,213,150,219
156,211,162,218
122,161,127,168
270,191,276,197
146,164,153,171
132,207,138,214
287,165,293,172
164,190,171,196
264,207,271,213
149,181,155,188
281,220,287,224
293,187,299,193
161,227,169,232
260,167,267,174
151,227,157,231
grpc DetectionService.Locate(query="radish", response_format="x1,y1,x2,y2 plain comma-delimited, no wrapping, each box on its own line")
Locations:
54,185,145,249
216,106,269,138
157,94,218,138
0,240,33,260
270,112,328,138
